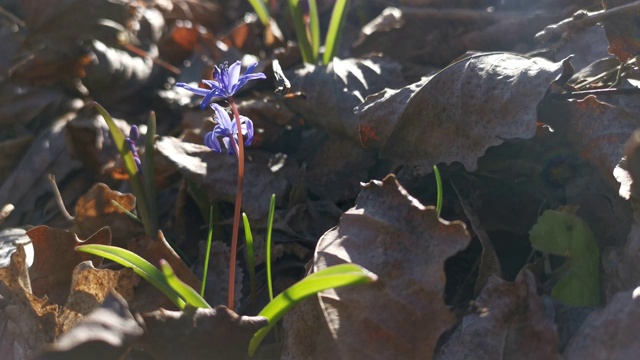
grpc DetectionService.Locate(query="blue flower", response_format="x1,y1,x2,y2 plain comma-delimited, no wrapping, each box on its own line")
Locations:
177,61,266,109
204,103,254,155
126,125,142,173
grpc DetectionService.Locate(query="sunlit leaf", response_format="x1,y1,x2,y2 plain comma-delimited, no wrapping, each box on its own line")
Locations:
323,0,350,65
160,259,210,309
248,263,377,356
76,244,186,309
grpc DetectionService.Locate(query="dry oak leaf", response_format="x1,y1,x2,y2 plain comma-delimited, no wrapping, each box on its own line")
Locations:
283,56,405,142
0,245,59,360
57,261,138,334
436,269,560,360
312,174,470,359
566,95,640,187
601,0,640,62
36,291,144,360
71,182,141,247
140,305,267,360
564,286,640,359
356,52,567,171
26,226,111,306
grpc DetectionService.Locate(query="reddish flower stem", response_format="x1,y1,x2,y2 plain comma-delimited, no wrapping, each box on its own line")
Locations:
227,97,244,310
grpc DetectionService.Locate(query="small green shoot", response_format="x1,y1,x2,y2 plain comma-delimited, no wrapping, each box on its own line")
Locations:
322,0,350,65
266,194,276,302
529,209,600,306
143,112,159,234
76,244,186,309
248,0,271,26
250,0,350,65
94,103,155,237
433,164,443,216
201,205,215,297
242,213,257,305
109,199,143,224
287,0,314,63
248,263,377,356
160,260,211,309
308,0,321,61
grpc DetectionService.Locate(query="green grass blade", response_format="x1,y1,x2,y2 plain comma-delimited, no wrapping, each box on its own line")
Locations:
287,0,314,63
248,263,377,356
160,259,211,309
94,102,153,237
433,165,443,216
242,213,257,305
201,205,214,297
308,0,320,61
266,194,276,302
322,0,350,65
144,111,159,234
248,0,271,26
76,244,186,309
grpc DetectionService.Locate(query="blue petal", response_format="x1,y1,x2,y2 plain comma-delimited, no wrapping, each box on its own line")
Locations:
222,136,235,155
203,131,222,153
211,103,233,130
177,82,211,97
242,117,254,146
228,61,242,92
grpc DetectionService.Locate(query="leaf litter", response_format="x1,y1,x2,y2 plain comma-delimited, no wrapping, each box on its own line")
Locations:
1,0,640,359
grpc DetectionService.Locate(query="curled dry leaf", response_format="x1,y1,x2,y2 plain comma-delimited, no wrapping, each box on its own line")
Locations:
36,291,143,360
71,183,141,247
564,286,640,359
140,305,267,360
283,56,405,141
566,96,640,187
600,0,640,62
58,261,138,334
436,270,560,360
356,52,567,171
0,245,59,360
26,226,111,306
310,174,470,359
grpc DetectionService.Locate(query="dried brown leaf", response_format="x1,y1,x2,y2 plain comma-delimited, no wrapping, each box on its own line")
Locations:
140,305,267,360
0,245,59,359
284,56,405,141
36,291,143,360
57,261,138,334
566,95,640,186
312,174,470,359
436,270,560,360
26,226,111,306
71,183,141,247
564,286,640,359
357,53,566,171
601,0,640,62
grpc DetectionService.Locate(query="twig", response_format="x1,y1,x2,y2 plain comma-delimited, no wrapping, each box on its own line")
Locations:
549,87,640,101
47,174,74,221
535,0,640,43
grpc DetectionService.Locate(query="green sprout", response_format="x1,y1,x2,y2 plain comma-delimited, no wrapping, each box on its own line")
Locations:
248,0,351,65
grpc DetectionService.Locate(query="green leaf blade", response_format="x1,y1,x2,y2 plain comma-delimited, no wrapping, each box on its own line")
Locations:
160,260,211,309
76,244,186,309
248,263,377,355
322,0,350,65
308,0,320,61
287,0,314,63
248,0,271,26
